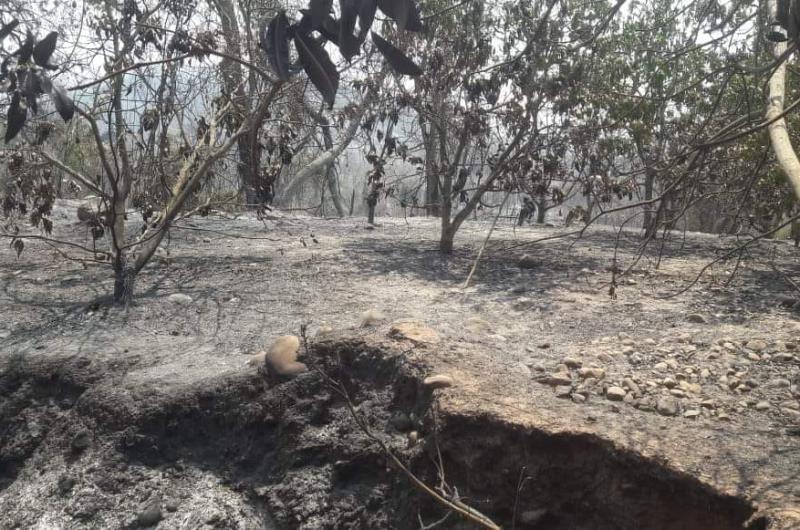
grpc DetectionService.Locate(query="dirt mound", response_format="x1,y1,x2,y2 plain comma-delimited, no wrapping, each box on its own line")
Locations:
1,329,789,529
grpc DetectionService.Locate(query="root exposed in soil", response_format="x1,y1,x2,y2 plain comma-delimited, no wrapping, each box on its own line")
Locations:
0,334,773,529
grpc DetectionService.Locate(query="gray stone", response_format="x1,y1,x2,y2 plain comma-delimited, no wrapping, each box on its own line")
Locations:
136,502,163,527
167,293,193,305
554,386,572,398
578,367,605,380
537,373,572,386
683,409,701,419
755,401,771,411
606,386,627,401
656,397,680,416
563,358,583,369
687,314,707,324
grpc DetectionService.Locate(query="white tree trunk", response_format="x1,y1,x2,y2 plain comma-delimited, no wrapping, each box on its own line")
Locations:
767,33,800,201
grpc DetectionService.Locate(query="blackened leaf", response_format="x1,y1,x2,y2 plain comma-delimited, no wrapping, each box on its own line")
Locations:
293,30,339,108
5,92,27,143
318,15,340,45
371,32,422,76
377,0,410,30
17,31,35,63
405,1,423,32
263,12,292,81
339,0,360,61
0,19,19,41
297,9,314,34
308,0,333,30
49,84,74,122
33,31,58,67
12,238,24,258
23,71,43,114
357,0,377,41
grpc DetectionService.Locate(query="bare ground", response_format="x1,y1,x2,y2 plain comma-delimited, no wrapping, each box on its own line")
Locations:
1,202,799,529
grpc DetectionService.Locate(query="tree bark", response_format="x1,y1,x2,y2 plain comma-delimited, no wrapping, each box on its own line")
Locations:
767,34,800,202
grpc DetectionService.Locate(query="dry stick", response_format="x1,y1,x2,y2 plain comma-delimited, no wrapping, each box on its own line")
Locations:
303,347,501,530
463,191,511,289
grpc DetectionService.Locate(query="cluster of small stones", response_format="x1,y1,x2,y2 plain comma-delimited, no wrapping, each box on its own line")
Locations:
533,331,800,421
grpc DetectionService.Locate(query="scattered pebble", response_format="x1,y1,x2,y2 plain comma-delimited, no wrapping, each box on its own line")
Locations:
136,502,163,527
360,309,387,327
687,314,707,324
167,293,193,305
656,397,679,416
606,386,626,401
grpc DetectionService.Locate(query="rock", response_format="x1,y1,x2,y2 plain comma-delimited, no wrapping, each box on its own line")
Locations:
57,475,76,494
623,378,642,396
755,401,771,411
537,373,572,386
464,317,491,333
315,325,334,337
424,375,454,389
717,412,732,421
656,397,679,416
389,320,441,344
687,314,707,324
563,358,582,369
662,377,677,389
746,352,761,362
621,346,635,355
781,408,800,419
537,342,551,349
654,362,668,372
136,502,163,527
596,352,614,363
669,389,686,398
679,381,702,395
407,431,419,448
71,429,91,452
516,362,532,376
165,500,179,513
684,409,701,419
770,378,792,388
623,392,635,404
264,335,306,377
747,339,768,352
701,399,716,409
554,386,572,398
572,394,587,403
167,293,193,305
360,309,387,327
774,353,795,362
518,254,541,269
577,367,605,380
606,386,627,401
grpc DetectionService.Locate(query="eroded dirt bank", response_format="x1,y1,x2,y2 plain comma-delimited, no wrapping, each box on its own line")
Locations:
0,329,786,529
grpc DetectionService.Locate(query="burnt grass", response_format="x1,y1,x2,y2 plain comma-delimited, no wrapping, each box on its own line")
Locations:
1,206,799,529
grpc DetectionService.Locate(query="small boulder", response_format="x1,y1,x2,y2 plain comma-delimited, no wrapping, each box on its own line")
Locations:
136,502,163,527
686,314,707,324
360,309,387,327
424,374,454,389
167,293,193,305
263,335,306,377
606,387,626,401
656,397,679,416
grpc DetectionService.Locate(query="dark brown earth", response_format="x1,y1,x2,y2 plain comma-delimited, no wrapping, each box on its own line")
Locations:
1,201,799,529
